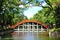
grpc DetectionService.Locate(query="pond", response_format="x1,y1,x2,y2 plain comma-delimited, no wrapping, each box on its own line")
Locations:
1,32,60,40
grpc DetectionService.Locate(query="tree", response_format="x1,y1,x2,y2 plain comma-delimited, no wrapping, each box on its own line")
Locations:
0,0,28,29
30,0,60,28
30,8,55,26
45,0,60,28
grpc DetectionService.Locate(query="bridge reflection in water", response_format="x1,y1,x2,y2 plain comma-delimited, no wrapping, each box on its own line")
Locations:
12,32,58,40
2,31,59,40
12,32,46,40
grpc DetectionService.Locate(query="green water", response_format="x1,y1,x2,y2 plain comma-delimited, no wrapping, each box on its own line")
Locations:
1,32,60,40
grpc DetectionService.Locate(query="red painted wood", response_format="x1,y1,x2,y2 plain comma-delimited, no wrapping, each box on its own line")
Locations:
10,20,48,29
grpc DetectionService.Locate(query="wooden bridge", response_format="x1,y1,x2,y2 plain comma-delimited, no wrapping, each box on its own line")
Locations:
11,20,48,32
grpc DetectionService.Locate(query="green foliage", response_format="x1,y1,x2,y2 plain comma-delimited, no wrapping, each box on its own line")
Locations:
30,0,60,28
30,8,55,24
46,0,60,28
0,0,28,29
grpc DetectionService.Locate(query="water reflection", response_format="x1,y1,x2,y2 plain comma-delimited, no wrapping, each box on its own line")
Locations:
1,32,60,40
24,32,34,40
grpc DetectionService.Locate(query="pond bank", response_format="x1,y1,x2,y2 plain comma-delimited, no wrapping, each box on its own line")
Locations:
49,30,60,38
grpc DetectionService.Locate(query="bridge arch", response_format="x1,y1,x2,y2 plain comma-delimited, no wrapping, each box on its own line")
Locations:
11,20,48,32
11,20,48,29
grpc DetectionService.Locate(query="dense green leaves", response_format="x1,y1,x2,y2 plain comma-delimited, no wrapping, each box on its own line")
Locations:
0,0,28,29
30,8,55,24
45,0,60,28
30,0,60,28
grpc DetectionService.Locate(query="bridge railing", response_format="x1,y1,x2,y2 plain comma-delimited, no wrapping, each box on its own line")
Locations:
14,29,47,32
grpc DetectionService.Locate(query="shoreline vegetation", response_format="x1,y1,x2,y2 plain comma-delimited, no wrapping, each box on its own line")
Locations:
49,28,60,38
0,28,14,36
49,28,60,32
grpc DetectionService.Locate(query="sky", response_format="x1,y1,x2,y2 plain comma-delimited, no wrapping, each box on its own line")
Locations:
23,6,42,18
20,0,46,19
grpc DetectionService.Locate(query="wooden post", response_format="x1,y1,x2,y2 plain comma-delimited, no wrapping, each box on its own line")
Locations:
23,24,24,32
37,23,38,32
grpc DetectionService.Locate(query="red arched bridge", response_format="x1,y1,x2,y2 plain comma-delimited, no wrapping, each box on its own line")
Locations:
11,20,48,32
